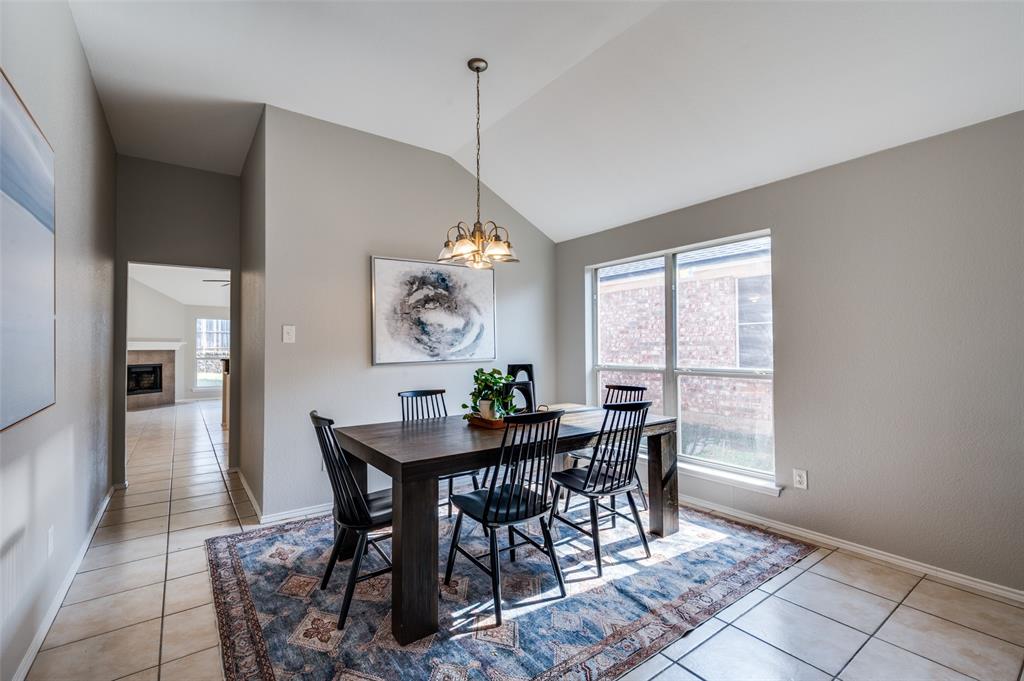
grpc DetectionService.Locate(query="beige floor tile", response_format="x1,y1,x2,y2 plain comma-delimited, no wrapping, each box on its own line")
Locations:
115,479,172,496
168,519,241,552
839,638,973,681
650,663,701,681
619,654,672,681
161,603,220,662
42,583,164,649
171,481,228,500
925,575,1024,610
80,534,167,572
681,626,829,681
28,619,161,681
172,471,225,487
714,589,769,623
239,515,263,531
170,492,233,514
792,547,832,571
170,504,238,531
160,646,223,680
100,501,170,527
734,596,868,674
129,470,174,484
233,500,256,518
116,666,159,681
65,555,166,605
810,552,920,601
759,566,803,594
776,571,897,633
167,546,210,579
878,606,1024,680
165,571,214,614
905,579,1024,646
837,549,924,576
91,516,169,546
174,440,214,455
126,462,172,475
228,488,251,503
661,618,727,659
107,490,171,510
225,475,245,491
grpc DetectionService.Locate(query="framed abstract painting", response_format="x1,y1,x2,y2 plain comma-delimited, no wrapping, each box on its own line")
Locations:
371,257,495,365
1,68,56,430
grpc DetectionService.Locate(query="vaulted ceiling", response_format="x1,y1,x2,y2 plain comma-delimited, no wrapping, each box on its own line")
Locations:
70,1,1024,242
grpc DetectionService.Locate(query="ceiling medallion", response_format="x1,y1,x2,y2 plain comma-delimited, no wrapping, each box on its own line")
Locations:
437,58,518,270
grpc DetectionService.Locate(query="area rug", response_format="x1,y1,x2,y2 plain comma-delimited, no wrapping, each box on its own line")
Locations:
207,504,814,681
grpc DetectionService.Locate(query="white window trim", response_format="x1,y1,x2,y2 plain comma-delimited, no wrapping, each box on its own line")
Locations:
590,229,778,484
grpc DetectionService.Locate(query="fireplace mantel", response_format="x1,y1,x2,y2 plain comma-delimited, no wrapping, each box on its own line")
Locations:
127,340,185,351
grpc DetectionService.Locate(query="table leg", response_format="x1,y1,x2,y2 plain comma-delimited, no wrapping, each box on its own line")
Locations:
337,452,367,560
391,475,439,644
646,430,678,537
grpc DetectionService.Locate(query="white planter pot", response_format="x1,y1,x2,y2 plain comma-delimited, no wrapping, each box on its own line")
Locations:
478,399,498,420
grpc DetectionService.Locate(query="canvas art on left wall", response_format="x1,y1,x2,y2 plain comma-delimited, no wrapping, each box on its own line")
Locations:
1,69,56,430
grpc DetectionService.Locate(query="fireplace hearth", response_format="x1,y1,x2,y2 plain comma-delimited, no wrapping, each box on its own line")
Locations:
127,363,163,395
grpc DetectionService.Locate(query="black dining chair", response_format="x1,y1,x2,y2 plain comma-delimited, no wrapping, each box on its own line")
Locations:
398,389,481,517
562,384,650,512
443,409,567,625
548,401,652,577
310,411,393,630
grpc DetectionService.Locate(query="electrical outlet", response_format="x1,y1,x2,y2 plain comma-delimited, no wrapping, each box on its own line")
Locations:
47,526,54,557
793,469,808,490
282,325,296,344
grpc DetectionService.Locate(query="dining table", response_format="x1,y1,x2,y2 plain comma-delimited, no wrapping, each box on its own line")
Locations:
333,405,678,645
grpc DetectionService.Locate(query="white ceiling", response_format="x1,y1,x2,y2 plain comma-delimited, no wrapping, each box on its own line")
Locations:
71,1,1024,242
129,263,231,307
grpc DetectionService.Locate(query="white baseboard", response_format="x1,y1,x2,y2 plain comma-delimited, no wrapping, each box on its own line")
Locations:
233,469,264,521
258,501,333,525
679,493,1024,606
13,486,113,681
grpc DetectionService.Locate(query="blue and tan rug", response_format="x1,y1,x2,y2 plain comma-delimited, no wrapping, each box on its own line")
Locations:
207,504,813,680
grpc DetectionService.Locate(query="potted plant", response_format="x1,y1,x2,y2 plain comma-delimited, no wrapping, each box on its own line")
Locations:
462,368,516,421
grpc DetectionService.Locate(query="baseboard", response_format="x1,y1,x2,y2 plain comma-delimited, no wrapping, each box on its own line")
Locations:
679,493,1024,606
13,486,114,681
233,469,264,520
258,501,333,525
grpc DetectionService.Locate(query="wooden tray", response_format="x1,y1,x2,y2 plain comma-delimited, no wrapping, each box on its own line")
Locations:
467,414,505,429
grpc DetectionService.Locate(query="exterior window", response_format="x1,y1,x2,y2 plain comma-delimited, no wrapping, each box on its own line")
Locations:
592,234,775,477
195,319,230,388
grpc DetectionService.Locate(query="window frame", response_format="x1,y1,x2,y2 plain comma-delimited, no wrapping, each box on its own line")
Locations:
194,318,230,391
590,229,775,481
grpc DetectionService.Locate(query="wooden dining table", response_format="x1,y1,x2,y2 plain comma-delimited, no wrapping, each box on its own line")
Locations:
334,406,678,645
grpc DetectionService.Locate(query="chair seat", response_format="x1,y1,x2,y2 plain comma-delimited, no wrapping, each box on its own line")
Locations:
451,484,547,526
334,488,393,529
551,467,636,497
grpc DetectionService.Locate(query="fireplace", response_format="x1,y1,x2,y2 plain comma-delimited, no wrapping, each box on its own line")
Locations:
127,363,163,396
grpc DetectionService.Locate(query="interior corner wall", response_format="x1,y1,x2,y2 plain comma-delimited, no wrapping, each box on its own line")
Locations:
126,278,187,399
114,156,242,485
554,111,1024,590
0,2,116,679
253,105,557,517
239,108,267,510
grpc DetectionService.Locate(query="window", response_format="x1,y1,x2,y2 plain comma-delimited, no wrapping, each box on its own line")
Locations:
195,318,230,388
592,234,775,477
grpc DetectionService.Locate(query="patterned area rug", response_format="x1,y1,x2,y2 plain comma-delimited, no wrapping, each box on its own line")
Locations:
208,504,813,681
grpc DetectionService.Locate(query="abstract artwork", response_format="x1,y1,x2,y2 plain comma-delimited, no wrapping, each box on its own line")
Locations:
1,69,55,430
372,257,495,364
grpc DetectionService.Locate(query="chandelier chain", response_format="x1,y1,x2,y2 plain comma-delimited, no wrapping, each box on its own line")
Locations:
475,69,481,225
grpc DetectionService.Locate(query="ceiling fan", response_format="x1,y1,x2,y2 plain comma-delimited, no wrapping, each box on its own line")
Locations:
203,279,230,288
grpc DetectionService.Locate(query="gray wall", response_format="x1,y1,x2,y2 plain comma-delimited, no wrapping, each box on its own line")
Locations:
243,106,557,515
0,2,116,679
555,112,1024,589
239,109,267,507
113,156,241,482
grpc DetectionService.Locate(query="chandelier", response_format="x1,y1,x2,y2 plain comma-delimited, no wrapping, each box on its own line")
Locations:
437,58,518,269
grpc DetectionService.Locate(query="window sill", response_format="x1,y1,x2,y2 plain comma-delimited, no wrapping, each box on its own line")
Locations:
677,461,783,497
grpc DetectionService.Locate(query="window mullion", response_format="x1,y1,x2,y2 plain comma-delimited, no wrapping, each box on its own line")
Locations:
663,253,677,421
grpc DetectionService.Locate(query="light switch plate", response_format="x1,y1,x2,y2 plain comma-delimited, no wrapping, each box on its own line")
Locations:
282,325,296,343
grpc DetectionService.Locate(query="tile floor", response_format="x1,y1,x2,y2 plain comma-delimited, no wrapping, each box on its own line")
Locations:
25,401,1024,681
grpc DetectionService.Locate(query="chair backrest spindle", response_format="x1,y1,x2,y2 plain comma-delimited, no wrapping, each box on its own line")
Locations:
309,411,372,527
398,389,448,421
481,409,563,524
582,401,651,496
